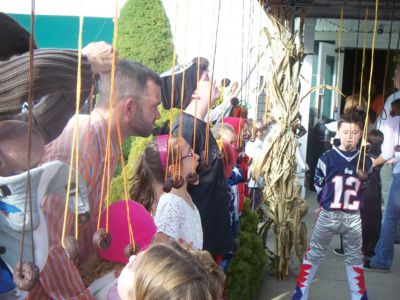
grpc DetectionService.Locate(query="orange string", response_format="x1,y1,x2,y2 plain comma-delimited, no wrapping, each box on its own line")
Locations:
61,14,84,247
97,143,109,229
177,66,187,178
165,50,177,180
165,0,180,181
191,56,201,172
204,0,222,165
358,9,368,106
19,0,36,270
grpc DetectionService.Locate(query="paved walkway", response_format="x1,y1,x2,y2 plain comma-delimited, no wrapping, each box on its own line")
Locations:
258,191,400,300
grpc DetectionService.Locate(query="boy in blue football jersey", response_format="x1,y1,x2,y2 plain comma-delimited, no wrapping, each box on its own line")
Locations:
292,112,372,300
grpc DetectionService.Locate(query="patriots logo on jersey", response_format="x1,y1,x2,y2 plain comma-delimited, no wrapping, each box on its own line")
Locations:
344,167,353,175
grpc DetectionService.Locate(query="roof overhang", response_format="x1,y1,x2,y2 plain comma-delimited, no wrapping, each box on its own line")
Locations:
263,0,399,20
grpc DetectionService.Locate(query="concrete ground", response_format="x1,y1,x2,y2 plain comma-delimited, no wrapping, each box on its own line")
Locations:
258,191,400,300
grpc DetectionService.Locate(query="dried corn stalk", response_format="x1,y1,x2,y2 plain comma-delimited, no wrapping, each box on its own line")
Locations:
254,9,308,280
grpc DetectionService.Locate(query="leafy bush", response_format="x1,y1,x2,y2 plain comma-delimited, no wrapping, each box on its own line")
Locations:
117,0,174,73
227,199,267,300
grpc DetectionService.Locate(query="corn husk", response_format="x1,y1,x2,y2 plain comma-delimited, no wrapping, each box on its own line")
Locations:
254,10,308,280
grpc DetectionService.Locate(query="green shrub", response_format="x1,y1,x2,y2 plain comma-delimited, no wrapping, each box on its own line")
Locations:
227,199,267,300
117,0,174,73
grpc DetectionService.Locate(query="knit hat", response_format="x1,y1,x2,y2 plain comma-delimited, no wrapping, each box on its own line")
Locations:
0,49,93,115
160,60,208,110
0,13,36,61
97,200,156,264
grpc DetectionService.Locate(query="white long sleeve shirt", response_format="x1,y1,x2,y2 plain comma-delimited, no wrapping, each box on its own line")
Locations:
377,91,400,174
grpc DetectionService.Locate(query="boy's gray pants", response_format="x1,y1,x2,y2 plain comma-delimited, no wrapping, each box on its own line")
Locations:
291,208,368,300
307,208,363,266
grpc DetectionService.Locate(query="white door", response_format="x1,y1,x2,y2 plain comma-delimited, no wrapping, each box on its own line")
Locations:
316,42,344,121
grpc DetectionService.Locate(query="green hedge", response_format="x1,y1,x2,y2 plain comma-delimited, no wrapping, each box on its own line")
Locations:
117,0,173,73
227,199,267,300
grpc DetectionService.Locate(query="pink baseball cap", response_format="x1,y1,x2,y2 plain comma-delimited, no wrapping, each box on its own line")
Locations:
97,199,156,264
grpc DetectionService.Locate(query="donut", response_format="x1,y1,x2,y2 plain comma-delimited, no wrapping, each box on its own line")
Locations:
186,172,199,185
13,262,39,291
92,228,112,249
63,235,81,265
124,243,140,258
172,175,184,189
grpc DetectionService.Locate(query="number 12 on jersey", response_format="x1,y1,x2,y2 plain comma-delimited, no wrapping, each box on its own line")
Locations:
330,175,361,210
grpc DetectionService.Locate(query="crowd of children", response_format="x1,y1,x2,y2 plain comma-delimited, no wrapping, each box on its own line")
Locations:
1,15,400,298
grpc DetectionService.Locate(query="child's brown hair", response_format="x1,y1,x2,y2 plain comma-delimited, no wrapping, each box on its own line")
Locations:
129,136,181,212
367,129,384,146
338,112,364,131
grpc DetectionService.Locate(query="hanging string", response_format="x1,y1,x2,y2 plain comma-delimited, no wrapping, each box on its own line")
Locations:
397,28,400,49
191,57,200,172
97,142,110,229
216,0,234,147
245,0,255,110
254,0,264,125
176,0,192,180
381,0,396,103
165,0,180,181
204,0,222,165
108,1,135,247
19,0,36,271
251,0,265,207
357,0,379,172
334,7,343,118
61,14,84,246
358,9,369,106
96,17,117,235
191,1,204,174
236,0,246,151
352,0,361,95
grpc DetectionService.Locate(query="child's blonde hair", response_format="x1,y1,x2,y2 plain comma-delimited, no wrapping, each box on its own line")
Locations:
181,244,226,299
124,242,213,300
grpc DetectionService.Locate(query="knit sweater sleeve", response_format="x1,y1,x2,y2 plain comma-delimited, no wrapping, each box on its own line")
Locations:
0,49,93,114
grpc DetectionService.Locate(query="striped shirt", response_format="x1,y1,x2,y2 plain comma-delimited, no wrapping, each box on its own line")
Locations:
28,111,119,299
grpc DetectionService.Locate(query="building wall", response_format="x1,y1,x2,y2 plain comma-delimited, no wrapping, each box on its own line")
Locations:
8,13,114,49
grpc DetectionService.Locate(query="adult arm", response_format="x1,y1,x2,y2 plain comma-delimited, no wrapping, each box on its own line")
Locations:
374,114,399,167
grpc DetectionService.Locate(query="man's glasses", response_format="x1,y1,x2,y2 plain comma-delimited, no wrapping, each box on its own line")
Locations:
181,150,194,161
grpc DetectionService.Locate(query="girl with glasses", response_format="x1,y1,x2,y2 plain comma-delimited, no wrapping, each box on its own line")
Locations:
130,135,203,250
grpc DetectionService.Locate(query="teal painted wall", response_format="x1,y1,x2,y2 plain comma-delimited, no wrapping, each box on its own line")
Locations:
9,14,114,49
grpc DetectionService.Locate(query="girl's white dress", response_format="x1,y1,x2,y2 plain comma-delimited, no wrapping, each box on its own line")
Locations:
154,193,203,250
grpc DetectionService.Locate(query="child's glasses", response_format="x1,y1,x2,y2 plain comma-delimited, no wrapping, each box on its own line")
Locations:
181,150,194,161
